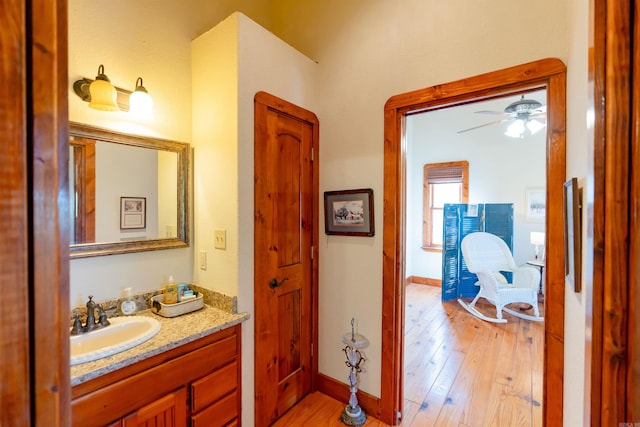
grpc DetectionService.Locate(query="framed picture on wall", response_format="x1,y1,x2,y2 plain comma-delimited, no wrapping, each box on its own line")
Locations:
563,178,581,292
324,189,374,236
526,188,546,222
120,196,146,230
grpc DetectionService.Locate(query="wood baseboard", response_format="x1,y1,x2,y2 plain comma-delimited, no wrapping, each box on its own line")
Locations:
315,373,382,420
406,276,441,287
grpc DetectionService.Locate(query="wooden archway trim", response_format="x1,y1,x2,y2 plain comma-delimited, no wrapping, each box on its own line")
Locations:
381,58,566,426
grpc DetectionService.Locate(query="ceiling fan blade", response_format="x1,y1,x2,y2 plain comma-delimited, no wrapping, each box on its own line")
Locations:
457,119,507,134
474,110,508,115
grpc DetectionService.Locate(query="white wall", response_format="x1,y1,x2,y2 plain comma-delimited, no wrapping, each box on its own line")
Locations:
406,94,546,281
314,0,569,399
191,13,318,425
191,16,240,297
68,1,194,304
566,0,591,424
157,151,178,238
94,143,158,242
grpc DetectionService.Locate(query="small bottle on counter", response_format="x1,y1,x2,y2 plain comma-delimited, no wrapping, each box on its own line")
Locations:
163,275,179,304
120,287,137,316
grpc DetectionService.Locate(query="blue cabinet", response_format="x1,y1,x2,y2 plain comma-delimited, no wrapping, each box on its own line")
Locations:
441,203,514,301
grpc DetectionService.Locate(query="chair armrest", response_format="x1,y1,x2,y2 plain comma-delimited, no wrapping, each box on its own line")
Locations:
512,266,540,289
475,271,506,299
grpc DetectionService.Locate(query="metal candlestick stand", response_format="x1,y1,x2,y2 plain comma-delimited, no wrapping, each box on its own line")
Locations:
340,318,369,427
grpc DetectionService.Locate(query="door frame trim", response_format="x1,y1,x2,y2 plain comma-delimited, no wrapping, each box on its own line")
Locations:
381,58,567,425
253,91,320,425
590,0,638,423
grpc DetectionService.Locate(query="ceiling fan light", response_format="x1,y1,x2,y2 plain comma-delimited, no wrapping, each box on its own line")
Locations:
526,119,545,135
505,119,525,138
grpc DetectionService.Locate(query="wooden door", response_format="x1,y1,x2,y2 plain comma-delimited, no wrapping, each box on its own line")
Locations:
1,1,70,426
122,388,186,427
254,92,319,426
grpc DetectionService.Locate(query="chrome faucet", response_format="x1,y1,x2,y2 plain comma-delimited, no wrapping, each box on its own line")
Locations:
70,295,110,335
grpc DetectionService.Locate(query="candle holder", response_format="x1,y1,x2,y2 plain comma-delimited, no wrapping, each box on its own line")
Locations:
340,318,369,427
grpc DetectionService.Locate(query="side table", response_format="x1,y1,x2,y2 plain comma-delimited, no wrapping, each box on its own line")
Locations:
526,259,545,295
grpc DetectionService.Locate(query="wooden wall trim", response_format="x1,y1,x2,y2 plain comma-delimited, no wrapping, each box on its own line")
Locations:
31,0,70,425
591,0,635,424
1,0,31,425
406,276,441,287
629,0,640,419
316,373,382,420
382,58,566,426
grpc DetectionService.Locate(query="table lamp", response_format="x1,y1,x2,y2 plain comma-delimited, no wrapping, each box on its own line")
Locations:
530,231,546,260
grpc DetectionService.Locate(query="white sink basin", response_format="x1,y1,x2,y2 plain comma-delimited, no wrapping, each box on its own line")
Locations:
70,316,161,366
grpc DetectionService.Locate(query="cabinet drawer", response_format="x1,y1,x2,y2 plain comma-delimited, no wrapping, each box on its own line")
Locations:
191,361,237,413
191,392,237,427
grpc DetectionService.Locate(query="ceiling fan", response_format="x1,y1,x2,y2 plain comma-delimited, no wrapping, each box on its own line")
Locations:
457,95,547,138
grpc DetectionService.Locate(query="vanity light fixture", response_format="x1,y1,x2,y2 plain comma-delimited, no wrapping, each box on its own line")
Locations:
73,65,153,116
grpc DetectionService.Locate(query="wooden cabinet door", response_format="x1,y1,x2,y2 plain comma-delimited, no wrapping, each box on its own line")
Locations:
123,388,186,427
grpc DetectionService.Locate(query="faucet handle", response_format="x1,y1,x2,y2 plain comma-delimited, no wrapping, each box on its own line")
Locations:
97,305,110,327
70,314,83,335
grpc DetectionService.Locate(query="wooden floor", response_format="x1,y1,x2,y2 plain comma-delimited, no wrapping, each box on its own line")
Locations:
273,283,544,427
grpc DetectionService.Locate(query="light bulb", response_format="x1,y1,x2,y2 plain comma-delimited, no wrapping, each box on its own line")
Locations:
526,119,545,135
505,119,525,138
129,77,153,119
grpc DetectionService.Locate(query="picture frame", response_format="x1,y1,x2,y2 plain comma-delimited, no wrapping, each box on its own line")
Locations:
324,188,374,236
563,178,581,292
120,196,146,230
525,188,546,222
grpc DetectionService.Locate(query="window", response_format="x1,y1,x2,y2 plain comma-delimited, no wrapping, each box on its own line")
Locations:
423,161,469,251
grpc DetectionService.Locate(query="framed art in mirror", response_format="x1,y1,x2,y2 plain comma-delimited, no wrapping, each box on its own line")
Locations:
120,197,146,230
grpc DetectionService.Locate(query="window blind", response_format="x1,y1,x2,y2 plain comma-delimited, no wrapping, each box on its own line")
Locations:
426,165,464,184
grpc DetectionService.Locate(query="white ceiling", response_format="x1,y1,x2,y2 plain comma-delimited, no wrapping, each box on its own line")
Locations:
418,88,547,139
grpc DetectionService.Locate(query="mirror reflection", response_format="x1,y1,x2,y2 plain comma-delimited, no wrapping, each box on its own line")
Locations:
69,122,190,258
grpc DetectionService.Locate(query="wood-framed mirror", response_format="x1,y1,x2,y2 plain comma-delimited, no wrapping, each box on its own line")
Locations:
69,122,190,258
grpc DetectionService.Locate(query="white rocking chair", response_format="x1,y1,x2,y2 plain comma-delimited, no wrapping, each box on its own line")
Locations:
458,232,543,323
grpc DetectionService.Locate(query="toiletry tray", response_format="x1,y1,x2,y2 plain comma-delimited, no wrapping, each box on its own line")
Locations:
150,292,204,317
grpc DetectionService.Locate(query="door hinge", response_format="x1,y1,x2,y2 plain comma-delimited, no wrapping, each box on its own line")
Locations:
310,246,314,259
397,411,402,420
311,147,314,161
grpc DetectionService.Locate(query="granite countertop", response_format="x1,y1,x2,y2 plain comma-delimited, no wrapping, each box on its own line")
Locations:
70,305,249,387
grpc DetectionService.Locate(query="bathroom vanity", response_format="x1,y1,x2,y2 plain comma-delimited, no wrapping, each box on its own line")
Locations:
70,306,248,427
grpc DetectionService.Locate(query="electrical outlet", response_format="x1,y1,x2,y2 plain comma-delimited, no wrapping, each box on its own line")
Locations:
214,229,226,250
199,250,207,270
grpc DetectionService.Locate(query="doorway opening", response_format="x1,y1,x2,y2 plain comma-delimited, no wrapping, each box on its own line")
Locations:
380,58,566,426
403,89,547,425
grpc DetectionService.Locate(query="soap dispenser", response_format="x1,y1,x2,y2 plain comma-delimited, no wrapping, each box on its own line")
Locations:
163,276,179,304
119,287,137,316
